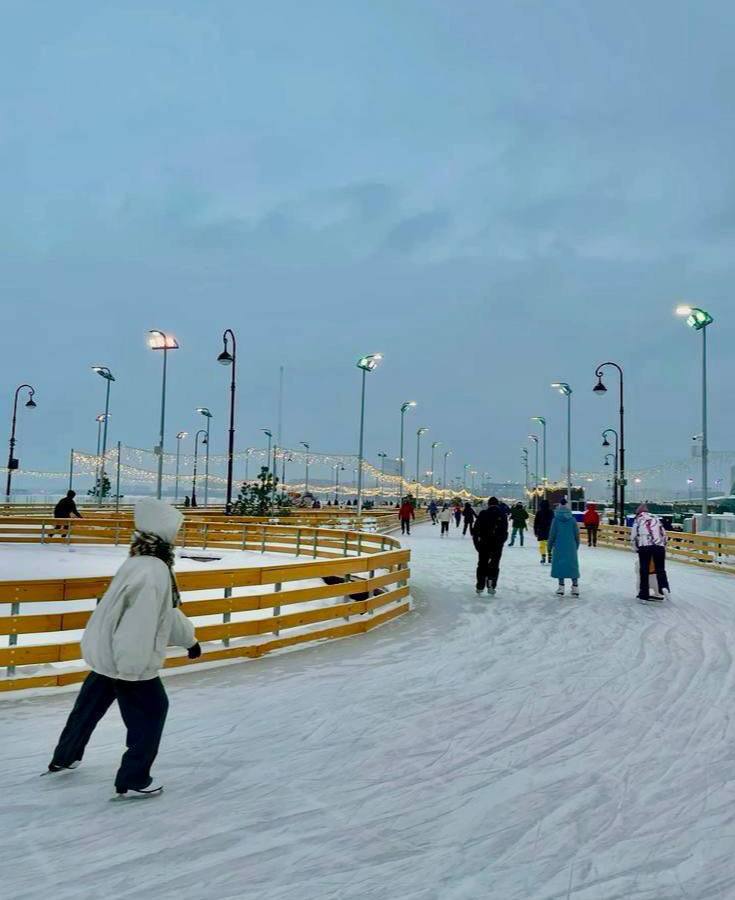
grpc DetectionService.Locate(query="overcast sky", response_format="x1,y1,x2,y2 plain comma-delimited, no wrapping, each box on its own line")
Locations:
2,0,734,492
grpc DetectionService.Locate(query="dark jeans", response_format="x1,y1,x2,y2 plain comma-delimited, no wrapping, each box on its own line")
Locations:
441,521,449,534
586,524,599,547
462,519,474,535
508,527,525,546
476,541,504,590
51,671,169,791
400,518,411,534
637,546,670,599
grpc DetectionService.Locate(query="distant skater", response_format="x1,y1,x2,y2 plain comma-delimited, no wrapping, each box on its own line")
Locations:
453,503,462,528
52,490,83,538
508,502,529,546
399,498,415,535
439,503,452,536
462,501,476,536
472,497,508,596
583,502,600,547
631,504,670,602
428,499,438,524
548,498,580,596
534,498,553,564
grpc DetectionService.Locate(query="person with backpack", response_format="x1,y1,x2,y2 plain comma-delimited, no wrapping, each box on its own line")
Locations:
472,497,509,596
631,504,671,602
508,502,529,546
462,501,477,536
582,502,601,547
533,498,553,564
548,498,580,596
438,503,452,536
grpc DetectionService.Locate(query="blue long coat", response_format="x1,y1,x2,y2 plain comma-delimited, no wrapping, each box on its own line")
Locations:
548,506,580,580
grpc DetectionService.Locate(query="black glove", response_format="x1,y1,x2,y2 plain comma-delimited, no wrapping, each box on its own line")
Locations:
187,642,202,659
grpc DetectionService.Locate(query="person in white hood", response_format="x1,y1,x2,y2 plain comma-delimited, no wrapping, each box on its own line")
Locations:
48,499,200,797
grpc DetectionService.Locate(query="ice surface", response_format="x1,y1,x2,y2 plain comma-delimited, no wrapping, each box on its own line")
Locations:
2,523,735,899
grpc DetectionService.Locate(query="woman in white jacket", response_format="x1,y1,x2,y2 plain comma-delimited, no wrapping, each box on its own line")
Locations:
631,504,671,601
48,499,200,797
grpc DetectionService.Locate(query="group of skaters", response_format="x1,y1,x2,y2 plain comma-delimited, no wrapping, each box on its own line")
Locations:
417,494,672,603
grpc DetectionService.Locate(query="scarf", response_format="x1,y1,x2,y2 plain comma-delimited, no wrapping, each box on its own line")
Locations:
129,530,181,607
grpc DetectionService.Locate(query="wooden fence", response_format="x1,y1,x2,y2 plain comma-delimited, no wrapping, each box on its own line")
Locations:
598,524,735,575
0,525,411,692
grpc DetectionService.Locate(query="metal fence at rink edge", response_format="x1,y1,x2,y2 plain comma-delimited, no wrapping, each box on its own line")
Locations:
598,523,735,574
0,515,412,692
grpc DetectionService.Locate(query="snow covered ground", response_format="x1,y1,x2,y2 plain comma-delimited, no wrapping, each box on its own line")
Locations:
3,523,735,899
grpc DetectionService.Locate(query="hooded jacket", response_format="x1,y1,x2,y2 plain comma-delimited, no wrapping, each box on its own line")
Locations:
548,506,580,580
399,501,415,521
582,504,600,527
510,505,529,529
533,500,553,540
472,503,509,550
631,511,667,548
81,500,196,681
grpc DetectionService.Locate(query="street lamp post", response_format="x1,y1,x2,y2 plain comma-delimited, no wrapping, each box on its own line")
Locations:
216,329,237,513
463,463,470,492
191,429,207,507
91,366,115,507
196,408,213,507
356,353,383,514
551,383,573,507
594,362,626,523
94,414,110,497
415,427,428,504
333,464,344,505
300,442,310,496
148,330,179,499
531,416,547,495
676,305,714,522
527,435,539,509
261,430,273,474
377,451,387,503
244,447,255,482
604,453,616,510
399,401,416,502
175,431,188,503
430,441,441,499
687,476,694,505
5,384,37,503
443,450,452,501
602,428,620,523
521,448,529,498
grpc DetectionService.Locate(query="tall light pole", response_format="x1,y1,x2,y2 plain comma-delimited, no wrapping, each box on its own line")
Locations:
300,442,310,496
94,414,110,497
593,362,626,523
415,427,428,503
191,428,207,507
443,450,452,500
261,429,273,475
217,329,237,513
356,353,383,514
175,431,188,503
528,434,539,509
676,305,714,522
463,463,470,492
91,366,115,507
604,453,616,511
430,441,441,499
5,384,37,503
244,447,255,482
148,330,179,499
196,407,213,507
531,416,547,495
377,451,387,503
521,449,529,498
551,383,573,507
333,463,345,505
399,400,416,501
602,428,619,523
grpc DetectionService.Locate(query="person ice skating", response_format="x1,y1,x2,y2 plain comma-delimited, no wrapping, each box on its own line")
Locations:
508,502,529,546
453,503,462,528
582,502,600,547
472,497,509,596
428,499,438,524
548,498,580,596
399,497,415,535
47,499,200,798
439,503,452,536
52,489,82,537
534,498,553,564
631,504,671,602
462,501,476,535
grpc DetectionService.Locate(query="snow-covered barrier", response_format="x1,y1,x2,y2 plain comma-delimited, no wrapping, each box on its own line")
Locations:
0,525,411,693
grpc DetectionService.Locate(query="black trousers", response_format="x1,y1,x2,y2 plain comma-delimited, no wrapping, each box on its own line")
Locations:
637,546,670,599
400,518,411,534
585,525,599,546
476,541,504,590
462,519,474,535
51,671,169,791
441,521,449,534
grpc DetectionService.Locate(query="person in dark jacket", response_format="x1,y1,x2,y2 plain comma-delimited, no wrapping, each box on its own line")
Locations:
472,497,509,596
52,490,82,537
533,498,553,564
508,503,529,546
462,502,476,535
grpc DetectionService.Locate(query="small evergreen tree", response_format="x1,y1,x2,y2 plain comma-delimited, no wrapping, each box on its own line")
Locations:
233,466,290,516
88,473,112,498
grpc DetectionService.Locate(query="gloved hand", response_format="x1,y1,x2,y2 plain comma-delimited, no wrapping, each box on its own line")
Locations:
187,642,202,660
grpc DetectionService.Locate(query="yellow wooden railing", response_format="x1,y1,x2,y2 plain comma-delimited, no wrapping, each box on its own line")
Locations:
598,523,735,575
0,524,411,692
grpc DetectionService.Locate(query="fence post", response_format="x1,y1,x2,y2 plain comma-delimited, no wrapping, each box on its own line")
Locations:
241,524,247,551
41,522,47,545
223,586,232,647
313,530,318,559
273,582,282,636
261,526,266,554
357,533,363,556
343,533,349,557
202,523,209,550
368,569,375,615
6,601,19,678
296,528,301,557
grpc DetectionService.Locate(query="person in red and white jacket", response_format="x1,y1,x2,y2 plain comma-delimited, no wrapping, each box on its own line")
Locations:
630,504,671,601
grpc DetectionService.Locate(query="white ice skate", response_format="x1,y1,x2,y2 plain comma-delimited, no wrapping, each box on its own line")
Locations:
556,586,565,596
487,584,496,596
571,585,579,597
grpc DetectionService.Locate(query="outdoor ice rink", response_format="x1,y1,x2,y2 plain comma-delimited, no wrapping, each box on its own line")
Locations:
3,522,735,900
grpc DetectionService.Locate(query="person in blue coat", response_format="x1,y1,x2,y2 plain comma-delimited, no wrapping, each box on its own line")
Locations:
547,498,580,596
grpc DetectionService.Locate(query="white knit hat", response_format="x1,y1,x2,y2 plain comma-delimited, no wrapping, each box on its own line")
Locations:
134,498,183,544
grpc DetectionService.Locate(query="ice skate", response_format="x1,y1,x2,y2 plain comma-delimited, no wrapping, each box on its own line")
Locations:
556,586,565,596
571,585,579,597
113,783,163,800
43,760,80,776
